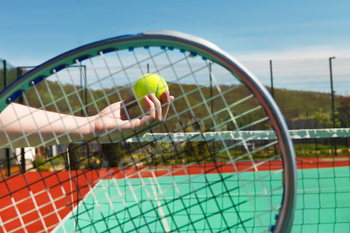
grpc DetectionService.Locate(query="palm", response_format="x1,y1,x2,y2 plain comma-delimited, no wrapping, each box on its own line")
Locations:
93,91,173,142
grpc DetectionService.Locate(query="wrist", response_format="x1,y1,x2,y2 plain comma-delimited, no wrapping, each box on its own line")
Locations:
81,116,96,141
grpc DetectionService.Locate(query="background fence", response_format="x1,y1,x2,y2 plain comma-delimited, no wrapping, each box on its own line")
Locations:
1,57,350,171
2,57,350,127
0,56,350,231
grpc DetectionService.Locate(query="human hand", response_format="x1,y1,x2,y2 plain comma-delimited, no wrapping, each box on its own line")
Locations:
91,91,174,142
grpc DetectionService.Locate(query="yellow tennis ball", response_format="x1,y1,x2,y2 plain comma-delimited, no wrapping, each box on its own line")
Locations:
133,73,169,106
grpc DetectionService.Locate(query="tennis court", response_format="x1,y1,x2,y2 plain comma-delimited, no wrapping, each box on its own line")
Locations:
293,159,350,232
1,156,349,233
1,161,284,233
53,168,283,233
53,161,350,233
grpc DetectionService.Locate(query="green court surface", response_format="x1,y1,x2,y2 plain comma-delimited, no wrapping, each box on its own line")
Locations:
53,167,350,233
292,167,350,232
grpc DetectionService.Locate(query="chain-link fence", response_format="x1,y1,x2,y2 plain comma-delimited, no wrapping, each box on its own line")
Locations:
1,56,350,173
241,57,350,130
1,56,350,231
0,58,18,91
2,56,350,126
0,59,17,177
0,59,33,177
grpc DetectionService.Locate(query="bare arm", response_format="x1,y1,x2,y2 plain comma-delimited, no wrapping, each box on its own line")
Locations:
0,91,173,148
0,102,90,147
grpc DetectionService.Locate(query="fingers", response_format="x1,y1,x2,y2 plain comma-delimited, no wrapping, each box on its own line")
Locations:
147,92,174,122
131,91,174,129
161,91,174,120
139,94,157,126
147,94,162,121
132,94,160,135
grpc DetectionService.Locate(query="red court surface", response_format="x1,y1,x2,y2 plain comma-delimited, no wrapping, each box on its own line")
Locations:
0,170,100,233
0,156,349,233
296,155,350,169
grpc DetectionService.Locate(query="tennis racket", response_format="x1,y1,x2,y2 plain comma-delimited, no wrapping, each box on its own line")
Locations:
0,30,297,233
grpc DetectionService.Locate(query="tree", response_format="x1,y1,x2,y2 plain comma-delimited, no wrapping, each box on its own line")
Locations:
338,96,350,127
314,108,340,128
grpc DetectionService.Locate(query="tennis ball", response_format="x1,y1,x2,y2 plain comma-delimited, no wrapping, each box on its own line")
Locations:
133,73,168,106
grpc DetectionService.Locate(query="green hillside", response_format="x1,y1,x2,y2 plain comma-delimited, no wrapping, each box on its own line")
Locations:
17,79,346,132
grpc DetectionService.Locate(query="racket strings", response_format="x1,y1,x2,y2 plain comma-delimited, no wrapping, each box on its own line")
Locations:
0,64,227,146
177,55,237,230
155,50,227,231
0,143,102,232
82,49,177,232
31,83,62,145
27,77,95,232
203,64,278,229
0,50,211,148
1,45,285,233
61,147,238,230
96,50,274,230
115,49,197,231
210,69,264,226
0,104,57,233
64,149,108,232
164,49,275,230
0,162,97,233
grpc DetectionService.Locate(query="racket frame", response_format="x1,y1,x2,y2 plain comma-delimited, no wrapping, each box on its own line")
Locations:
0,30,297,233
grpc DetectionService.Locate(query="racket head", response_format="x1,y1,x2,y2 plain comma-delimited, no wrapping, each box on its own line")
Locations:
0,30,297,233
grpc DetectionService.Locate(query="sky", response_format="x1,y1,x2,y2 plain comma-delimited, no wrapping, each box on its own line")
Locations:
1,0,350,94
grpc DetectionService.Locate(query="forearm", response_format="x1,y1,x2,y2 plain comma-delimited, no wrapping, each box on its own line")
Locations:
0,103,94,148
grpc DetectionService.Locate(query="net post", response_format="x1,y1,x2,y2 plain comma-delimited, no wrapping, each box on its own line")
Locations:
269,60,274,99
329,57,337,155
209,62,215,154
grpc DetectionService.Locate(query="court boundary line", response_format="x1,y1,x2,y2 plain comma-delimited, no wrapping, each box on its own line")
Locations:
51,179,103,233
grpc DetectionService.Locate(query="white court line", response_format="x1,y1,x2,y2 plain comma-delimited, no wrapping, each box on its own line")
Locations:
51,180,102,233
149,178,171,233
297,186,350,193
